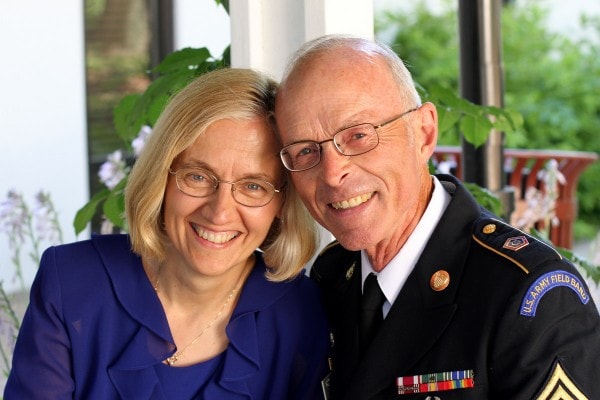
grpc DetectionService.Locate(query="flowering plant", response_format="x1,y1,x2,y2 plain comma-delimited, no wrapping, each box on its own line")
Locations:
74,47,229,234
0,190,63,378
510,159,566,238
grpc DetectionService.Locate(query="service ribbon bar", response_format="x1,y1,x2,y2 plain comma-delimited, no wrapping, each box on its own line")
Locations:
396,370,474,395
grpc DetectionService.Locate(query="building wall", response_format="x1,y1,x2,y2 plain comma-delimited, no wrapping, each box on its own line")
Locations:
0,0,87,293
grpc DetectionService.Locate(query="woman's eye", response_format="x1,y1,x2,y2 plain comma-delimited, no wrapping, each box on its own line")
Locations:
245,182,265,192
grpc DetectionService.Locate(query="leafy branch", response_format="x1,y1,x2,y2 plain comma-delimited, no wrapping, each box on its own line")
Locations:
74,46,230,235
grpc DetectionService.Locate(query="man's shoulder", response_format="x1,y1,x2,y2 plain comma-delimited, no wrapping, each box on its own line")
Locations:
470,215,564,275
310,240,360,284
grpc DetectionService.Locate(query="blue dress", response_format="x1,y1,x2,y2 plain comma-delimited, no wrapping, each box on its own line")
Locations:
5,234,330,399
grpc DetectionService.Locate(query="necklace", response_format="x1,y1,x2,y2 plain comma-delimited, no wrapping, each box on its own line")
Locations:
153,267,238,366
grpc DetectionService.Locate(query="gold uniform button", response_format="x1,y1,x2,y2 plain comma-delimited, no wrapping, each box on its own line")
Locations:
482,223,496,234
430,270,450,291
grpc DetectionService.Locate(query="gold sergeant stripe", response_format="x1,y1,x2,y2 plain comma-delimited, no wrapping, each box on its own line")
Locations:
472,235,529,274
534,362,588,400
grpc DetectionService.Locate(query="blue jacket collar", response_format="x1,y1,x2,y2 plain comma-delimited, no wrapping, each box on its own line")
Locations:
91,234,302,399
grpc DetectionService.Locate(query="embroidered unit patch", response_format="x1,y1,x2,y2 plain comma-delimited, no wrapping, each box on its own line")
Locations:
503,235,529,251
534,361,588,400
520,270,590,317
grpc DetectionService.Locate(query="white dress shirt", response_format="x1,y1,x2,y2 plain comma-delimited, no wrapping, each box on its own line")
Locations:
361,176,451,317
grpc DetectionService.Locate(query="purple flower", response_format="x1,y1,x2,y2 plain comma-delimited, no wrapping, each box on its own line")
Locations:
33,191,61,244
98,150,129,190
132,125,152,158
0,190,28,246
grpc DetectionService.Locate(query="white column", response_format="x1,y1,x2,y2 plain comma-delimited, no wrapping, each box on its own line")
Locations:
0,0,88,293
230,0,374,257
230,0,374,79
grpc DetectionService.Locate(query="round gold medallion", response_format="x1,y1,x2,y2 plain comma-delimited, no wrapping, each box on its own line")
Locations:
482,223,497,234
430,270,450,291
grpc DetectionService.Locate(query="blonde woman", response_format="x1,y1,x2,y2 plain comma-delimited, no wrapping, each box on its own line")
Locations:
6,68,329,399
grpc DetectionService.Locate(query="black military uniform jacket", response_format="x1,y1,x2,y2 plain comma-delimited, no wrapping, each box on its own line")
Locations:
311,174,600,400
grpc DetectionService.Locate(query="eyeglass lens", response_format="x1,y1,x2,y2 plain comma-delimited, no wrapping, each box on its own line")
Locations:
281,123,378,171
173,168,277,207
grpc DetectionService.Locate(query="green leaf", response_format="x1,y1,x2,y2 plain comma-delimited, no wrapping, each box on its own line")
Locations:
463,182,504,216
143,71,196,105
103,191,125,228
146,93,170,127
113,94,143,144
437,106,461,135
460,114,493,148
216,0,229,14
102,178,128,229
73,189,110,235
154,47,212,74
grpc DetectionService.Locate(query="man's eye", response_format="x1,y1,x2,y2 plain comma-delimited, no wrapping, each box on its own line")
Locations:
350,132,367,140
297,147,315,157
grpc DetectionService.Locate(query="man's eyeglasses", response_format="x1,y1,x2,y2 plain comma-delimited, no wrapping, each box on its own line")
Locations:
169,167,284,207
279,107,419,172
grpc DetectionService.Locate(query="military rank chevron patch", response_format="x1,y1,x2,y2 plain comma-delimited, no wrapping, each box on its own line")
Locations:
534,361,588,400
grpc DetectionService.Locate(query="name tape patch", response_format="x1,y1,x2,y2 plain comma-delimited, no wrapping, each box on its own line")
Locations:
520,270,589,317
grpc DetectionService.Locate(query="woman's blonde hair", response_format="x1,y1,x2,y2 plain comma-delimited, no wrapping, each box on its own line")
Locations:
125,68,318,281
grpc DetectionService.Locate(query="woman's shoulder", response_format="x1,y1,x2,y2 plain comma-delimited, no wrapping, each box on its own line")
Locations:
37,234,137,291
44,233,130,256
237,254,320,311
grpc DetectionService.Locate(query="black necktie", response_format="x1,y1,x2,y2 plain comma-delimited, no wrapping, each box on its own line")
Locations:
359,273,386,350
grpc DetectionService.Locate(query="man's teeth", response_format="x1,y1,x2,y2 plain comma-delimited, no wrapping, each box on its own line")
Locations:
195,228,237,244
331,192,373,210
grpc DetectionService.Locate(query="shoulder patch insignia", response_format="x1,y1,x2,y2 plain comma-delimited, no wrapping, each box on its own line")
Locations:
520,270,590,317
503,235,529,251
534,360,588,400
473,217,563,275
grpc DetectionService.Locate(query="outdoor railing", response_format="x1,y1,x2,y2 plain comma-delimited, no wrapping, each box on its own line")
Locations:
431,146,598,249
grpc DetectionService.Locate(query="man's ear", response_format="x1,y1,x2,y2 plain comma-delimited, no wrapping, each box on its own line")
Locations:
417,102,439,161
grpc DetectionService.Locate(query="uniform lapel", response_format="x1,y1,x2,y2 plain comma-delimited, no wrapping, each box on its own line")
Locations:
346,265,459,398
344,176,481,398
311,248,364,397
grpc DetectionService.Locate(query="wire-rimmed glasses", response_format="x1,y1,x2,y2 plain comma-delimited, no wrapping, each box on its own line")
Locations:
279,107,419,172
169,167,284,207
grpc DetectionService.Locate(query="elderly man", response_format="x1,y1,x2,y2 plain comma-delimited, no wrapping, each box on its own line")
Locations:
274,34,600,400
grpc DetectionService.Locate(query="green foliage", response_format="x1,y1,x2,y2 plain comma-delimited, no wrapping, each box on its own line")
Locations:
376,0,600,229
113,47,230,150
463,182,504,217
378,2,522,148
419,85,522,147
73,46,230,235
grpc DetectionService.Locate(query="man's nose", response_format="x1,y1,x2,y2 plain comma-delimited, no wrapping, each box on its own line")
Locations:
318,144,350,186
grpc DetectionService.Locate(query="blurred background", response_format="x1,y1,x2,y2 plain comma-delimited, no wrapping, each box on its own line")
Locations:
1,3,599,387
3,0,599,292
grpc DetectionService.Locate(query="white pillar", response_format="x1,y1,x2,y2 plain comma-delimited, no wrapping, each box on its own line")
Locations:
0,0,88,293
230,0,374,79
230,0,374,256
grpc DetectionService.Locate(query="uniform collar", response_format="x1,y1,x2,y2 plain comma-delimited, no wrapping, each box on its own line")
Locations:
361,175,451,315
